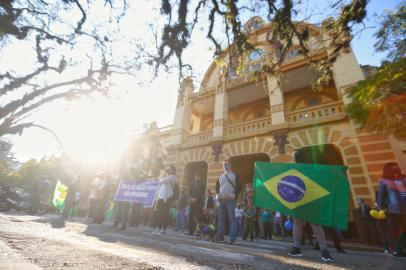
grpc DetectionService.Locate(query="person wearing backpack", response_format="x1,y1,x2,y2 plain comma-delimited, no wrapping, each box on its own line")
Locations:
152,165,177,236
215,160,242,244
185,173,206,235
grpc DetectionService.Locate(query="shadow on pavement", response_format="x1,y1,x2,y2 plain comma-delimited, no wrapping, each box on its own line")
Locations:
31,216,66,228
4,212,402,270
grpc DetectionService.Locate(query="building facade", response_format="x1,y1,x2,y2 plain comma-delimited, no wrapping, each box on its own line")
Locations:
160,17,406,225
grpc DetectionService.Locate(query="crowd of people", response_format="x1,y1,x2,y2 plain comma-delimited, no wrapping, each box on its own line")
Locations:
54,160,406,263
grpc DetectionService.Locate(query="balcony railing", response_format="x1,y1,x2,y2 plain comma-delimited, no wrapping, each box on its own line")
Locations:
286,101,344,123
184,130,212,144
158,125,172,134
225,116,272,138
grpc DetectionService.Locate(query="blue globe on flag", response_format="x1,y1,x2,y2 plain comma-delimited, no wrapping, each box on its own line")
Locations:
277,175,306,203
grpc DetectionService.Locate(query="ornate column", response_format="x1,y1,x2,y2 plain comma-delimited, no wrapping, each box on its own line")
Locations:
273,131,289,154
331,48,365,105
212,75,228,139
332,48,376,200
170,77,194,145
267,75,286,125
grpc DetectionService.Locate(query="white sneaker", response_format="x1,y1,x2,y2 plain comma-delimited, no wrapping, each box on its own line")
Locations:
159,229,166,235
152,229,161,235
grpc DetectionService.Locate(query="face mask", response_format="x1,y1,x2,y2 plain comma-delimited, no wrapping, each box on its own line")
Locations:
223,163,230,171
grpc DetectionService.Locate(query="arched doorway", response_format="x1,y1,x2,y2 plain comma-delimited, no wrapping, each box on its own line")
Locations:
294,144,344,165
229,153,270,198
183,161,208,190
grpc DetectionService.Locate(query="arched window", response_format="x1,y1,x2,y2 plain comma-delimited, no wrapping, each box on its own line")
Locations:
306,96,321,107
244,17,264,32
249,49,264,61
285,48,301,60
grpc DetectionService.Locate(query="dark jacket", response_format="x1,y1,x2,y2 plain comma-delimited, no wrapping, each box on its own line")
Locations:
66,181,79,203
204,195,214,209
177,193,189,209
189,180,205,203
356,203,373,222
377,178,406,214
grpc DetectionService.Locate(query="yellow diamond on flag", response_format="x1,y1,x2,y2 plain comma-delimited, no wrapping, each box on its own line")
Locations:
264,169,330,210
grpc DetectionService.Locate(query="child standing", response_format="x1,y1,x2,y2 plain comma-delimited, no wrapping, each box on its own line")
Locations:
243,203,256,241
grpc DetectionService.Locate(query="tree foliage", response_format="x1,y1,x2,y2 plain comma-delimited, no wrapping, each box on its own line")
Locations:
346,3,406,138
0,0,132,137
121,123,165,179
154,0,367,86
0,160,11,185
374,3,406,61
346,58,406,138
4,156,71,190
0,0,370,138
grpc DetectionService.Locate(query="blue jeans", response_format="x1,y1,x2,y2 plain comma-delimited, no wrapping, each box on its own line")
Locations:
218,199,237,241
176,208,186,231
236,217,243,237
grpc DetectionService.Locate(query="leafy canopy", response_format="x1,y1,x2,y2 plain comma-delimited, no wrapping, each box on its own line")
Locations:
346,2,406,138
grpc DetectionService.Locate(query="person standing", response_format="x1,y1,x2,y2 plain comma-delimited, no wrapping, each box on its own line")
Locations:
314,227,346,253
244,183,260,241
130,202,143,228
235,203,244,238
93,173,113,224
273,211,285,237
243,202,256,241
289,220,335,262
261,209,272,240
86,173,101,223
61,177,81,220
152,166,177,235
355,197,375,245
112,201,130,230
215,160,242,244
70,191,81,219
186,173,206,235
112,174,132,230
202,189,215,224
377,162,406,256
288,151,334,262
32,176,50,214
176,189,189,231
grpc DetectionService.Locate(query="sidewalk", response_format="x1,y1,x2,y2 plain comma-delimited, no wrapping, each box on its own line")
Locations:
247,235,383,253
0,238,42,270
66,214,383,253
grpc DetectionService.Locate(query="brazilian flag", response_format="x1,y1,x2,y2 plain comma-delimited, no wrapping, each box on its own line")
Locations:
253,162,349,230
51,180,68,211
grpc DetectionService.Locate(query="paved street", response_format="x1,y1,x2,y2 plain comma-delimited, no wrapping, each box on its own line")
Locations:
0,212,404,270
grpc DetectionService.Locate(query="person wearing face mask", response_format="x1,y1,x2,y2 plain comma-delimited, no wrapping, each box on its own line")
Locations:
215,160,242,244
377,162,406,256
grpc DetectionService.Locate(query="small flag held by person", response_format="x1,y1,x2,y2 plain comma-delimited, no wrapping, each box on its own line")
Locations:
253,162,349,230
52,180,68,211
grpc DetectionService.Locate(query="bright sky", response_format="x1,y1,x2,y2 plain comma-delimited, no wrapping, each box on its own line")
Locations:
6,0,402,166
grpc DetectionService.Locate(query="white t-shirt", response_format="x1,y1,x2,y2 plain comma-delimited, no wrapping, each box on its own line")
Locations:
156,174,176,202
235,208,244,218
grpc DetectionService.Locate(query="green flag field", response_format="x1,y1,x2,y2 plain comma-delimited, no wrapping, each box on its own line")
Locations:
253,162,349,230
